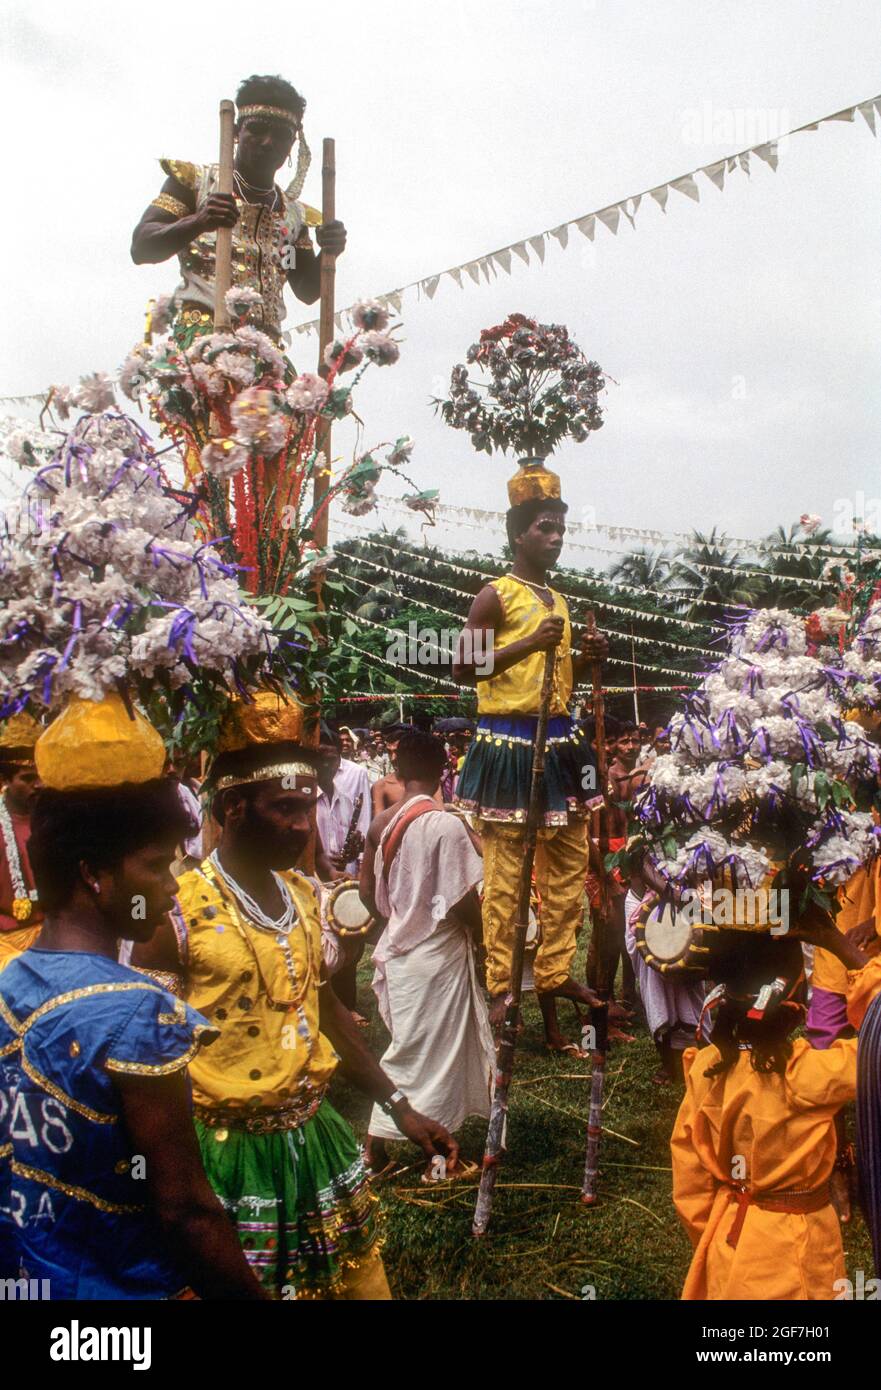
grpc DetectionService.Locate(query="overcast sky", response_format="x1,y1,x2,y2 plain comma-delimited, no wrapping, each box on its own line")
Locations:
1,0,879,560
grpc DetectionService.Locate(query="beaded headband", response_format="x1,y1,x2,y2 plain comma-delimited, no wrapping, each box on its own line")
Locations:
214,761,317,792
237,104,301,131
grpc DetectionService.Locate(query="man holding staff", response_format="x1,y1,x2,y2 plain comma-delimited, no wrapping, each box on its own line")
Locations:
130,74,347,345
453,463,609,1046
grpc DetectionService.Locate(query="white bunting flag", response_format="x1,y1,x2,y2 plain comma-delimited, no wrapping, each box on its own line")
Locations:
858,102,877,134
495,247,513,274
550,224,569,248
596,204,620,235
575,214,596,239
753,141,778,170
704,159,726,191
649,183,669,212
422,276,441,299
671,173,700,202
528,234,546,262
512,241,530,264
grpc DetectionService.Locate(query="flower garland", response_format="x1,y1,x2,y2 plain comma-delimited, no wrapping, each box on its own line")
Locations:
0,791,37,920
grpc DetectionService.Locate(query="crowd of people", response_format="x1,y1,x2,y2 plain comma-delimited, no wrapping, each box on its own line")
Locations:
2,470,881,1304
1,67,879,1311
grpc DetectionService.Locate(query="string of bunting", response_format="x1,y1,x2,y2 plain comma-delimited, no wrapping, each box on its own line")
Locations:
334,514,737,622
345,606,700,681
338,548,723,658
287,92,881,339
353,500,844,592
328,685,691,703
371,494,873,562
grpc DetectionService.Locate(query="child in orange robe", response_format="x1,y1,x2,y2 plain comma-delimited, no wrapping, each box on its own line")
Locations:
671,920,880,1301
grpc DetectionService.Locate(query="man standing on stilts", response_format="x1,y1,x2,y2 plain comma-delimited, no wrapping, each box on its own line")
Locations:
130,74,347,345
454,462,609,1049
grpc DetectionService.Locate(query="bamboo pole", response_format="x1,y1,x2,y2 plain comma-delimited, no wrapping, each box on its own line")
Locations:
581,608,609,1206
472,647,556,1238
213,100,236,330
312,138,337,593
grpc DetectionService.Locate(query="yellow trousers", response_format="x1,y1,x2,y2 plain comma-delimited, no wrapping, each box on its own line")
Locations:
0,924,41,971
480,819,588,996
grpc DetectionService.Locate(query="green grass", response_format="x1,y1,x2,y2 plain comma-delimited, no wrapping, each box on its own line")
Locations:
330,936,872,1301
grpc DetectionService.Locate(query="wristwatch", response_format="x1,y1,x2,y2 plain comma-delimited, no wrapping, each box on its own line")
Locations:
379,1088,408,1116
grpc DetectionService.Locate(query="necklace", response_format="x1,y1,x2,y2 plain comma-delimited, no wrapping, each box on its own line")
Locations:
233,170,281,211
0,791,36,921
209,851,298,935
512,573,553,601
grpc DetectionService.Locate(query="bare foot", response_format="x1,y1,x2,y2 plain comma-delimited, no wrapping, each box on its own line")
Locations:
538,978,605,1010
608,1024,637,1044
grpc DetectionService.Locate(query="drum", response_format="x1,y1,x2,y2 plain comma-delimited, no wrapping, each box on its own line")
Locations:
634,895,712,977
325,879,374,938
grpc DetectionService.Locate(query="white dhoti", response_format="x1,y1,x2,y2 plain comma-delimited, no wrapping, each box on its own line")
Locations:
368,797,495,1140
368,920,495,1139
624,889,706,1047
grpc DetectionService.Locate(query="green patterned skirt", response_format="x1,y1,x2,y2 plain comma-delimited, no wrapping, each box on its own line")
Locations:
195,1098,378,1298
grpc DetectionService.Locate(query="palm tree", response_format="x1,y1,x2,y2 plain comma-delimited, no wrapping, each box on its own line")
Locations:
670,528,758,614
609,546,672,591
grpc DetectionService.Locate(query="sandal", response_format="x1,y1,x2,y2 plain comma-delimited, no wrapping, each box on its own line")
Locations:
545,1040,589,1060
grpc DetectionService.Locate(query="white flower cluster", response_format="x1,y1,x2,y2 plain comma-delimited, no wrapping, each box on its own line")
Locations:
0,412,276,714
637,607,881,889
840,604,881,710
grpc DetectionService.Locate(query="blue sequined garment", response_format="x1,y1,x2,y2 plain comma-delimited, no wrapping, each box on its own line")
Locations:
0,949,215,1299
455,714,598,826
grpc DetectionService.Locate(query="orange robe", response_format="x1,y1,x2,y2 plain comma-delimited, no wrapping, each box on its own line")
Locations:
812,861,881,997
671,957,881,1301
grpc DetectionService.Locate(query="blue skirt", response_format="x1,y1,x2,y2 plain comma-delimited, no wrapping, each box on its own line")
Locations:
455,714,597,827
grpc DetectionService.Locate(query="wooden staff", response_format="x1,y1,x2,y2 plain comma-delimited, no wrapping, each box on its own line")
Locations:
472,646,556,1238
312,137,336,596
581,607,609,1206
213,100,236,330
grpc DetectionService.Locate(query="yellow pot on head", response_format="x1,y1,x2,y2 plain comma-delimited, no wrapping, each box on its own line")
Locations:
35,693,167,791
216,688,319,753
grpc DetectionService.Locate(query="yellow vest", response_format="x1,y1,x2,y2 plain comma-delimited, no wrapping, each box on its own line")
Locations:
176,862,338,1112
478,573,573,717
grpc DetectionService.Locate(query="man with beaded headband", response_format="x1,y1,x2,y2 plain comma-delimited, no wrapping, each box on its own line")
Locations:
453,463,610,1046
0,694,264,1298
131,74,347,345
132,691,458,1299
0,712,43,965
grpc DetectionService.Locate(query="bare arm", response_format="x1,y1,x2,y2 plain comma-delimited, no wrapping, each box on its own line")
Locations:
448,884,483,935
358,816,388,923
130,176,237,265
452,583,562,684
115,1070,265,1299
286,221,347,306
